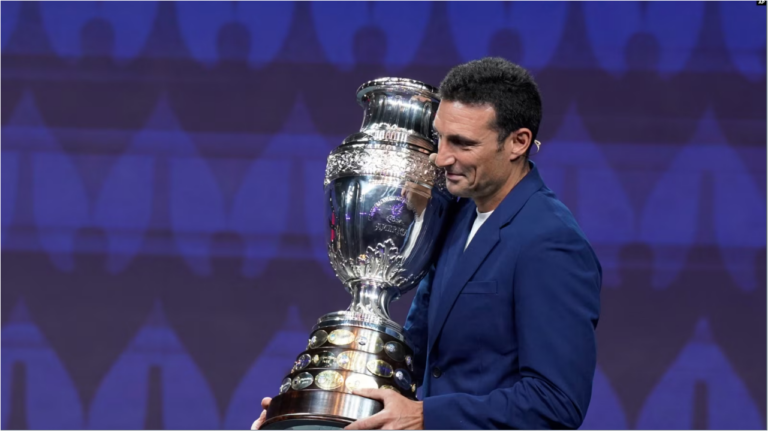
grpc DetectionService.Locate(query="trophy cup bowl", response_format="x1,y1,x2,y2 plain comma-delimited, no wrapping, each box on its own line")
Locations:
262,78,452,429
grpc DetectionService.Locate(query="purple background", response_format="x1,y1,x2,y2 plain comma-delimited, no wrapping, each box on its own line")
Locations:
1,1,765,429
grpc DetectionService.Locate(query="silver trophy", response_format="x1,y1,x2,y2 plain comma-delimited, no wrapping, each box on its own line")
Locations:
262,78,453,429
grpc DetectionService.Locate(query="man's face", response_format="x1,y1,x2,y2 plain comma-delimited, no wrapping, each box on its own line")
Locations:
432,101,513,200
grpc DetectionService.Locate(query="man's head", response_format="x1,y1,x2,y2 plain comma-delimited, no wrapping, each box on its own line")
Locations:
432,57,542,205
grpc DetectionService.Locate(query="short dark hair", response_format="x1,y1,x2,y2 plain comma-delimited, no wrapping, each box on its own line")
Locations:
439,57,542,156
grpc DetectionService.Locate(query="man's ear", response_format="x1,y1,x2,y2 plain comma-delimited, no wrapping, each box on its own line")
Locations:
507,128,532,161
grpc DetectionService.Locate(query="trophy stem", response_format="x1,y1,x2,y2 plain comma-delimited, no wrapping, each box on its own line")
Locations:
347,280,400,323
316,280,405,339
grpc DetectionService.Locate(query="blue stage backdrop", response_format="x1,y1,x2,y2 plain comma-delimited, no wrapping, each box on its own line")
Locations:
1,1,765,429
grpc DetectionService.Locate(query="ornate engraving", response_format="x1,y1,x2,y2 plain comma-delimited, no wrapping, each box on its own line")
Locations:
327,239,419,289
324,144,444,191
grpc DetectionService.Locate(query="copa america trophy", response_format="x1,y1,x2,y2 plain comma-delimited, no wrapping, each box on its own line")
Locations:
261,78,453,429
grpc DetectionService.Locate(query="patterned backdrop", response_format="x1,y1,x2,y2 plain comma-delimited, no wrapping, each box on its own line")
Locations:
1,1,766,429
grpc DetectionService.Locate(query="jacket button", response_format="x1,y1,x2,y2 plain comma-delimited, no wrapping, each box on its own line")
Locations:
432,367,442,378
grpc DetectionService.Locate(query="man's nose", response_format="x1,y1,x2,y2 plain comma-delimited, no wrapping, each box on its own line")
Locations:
433,145,455,168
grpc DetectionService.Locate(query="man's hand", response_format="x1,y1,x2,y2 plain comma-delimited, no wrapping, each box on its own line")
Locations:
344,388,424,430
250,397,272,430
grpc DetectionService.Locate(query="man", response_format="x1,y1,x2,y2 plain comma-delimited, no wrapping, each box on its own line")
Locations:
254,57,602,430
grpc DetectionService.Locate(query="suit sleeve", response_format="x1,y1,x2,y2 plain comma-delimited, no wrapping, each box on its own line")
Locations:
422,228,602,429
403,266,434,387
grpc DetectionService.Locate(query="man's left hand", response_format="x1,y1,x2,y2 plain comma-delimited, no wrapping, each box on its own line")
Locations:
344,388,424,430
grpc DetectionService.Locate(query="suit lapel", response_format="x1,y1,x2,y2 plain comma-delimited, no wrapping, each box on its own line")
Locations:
444,205,475,280
428,206,499,351
428,201,473,327
427,161,545,352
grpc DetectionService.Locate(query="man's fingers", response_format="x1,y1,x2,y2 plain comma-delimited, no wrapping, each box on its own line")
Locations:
252,409,267,430
250,416,261,430
344,413,387,430
345,388,397,429
261,397,272,410
429,153,437,165
351,388,389,402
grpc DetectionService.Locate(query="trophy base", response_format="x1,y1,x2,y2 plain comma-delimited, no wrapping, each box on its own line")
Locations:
262,390,383,430
261,319,418,429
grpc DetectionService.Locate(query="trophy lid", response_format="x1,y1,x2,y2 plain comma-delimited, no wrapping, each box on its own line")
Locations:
356,78,440,105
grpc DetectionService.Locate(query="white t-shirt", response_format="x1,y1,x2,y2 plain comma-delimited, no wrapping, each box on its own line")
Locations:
465,209,494,251
401,211,424,258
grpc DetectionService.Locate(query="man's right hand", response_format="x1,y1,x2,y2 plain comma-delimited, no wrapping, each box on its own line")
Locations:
250,397,272,430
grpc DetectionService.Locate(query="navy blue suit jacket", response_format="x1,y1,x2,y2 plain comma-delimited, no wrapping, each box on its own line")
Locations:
403,161,602,429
